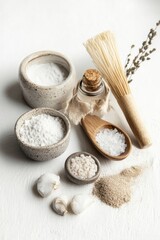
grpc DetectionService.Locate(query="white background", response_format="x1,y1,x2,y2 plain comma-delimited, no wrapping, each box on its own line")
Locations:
0,0,160,239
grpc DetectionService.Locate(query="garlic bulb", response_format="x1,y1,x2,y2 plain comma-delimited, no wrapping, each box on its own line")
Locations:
37,173,60,197
52,196,68,216
70,194,95,214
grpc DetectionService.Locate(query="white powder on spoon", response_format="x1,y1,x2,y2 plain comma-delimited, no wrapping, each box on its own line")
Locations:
19,114,66,147
27,62,68,86
95,128,127,156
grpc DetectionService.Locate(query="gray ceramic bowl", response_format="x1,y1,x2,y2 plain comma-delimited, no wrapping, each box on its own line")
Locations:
19,51,76,110
15,108,71,161
64,152,101,184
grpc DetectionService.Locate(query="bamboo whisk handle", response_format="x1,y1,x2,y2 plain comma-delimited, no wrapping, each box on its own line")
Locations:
117,94,152,148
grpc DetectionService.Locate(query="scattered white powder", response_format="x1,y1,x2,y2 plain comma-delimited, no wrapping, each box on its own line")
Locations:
27,62,68,86
95,128,127,156
19,114,66,147
69,154,98,179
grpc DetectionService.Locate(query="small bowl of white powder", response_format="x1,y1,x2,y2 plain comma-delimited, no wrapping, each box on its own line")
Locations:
19,51,76,110
15,108,71,161
64,152,101,184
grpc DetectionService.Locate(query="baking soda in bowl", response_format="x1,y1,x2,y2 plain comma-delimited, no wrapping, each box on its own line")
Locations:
27,62,68,86
19,114,66,147
19,51,76,109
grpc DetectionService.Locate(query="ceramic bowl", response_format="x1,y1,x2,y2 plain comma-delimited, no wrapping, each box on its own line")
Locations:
64,152,101,184
19,51,76,110
15,108,71,161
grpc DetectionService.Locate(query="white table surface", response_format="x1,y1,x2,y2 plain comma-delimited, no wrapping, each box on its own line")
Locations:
1,0,160,239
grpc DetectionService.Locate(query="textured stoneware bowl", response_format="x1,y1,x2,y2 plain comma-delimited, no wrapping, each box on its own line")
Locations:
64,152,101,184
15,108,71,161
19,51,76,110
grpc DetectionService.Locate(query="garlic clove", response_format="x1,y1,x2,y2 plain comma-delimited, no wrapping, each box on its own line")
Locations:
37,173,60,197
70,194,95,215
52,196,68,216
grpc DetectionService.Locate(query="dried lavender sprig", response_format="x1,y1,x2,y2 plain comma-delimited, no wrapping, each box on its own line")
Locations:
125,20,160,82
124,44,135,69
126,47,156,81
126,23,158,70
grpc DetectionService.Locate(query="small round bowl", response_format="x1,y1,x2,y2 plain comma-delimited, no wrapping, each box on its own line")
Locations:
64,152,101,184
15,108,71,161
19,51,76,110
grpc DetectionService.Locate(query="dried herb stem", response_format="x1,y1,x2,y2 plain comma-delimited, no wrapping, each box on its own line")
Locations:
125,20,160,82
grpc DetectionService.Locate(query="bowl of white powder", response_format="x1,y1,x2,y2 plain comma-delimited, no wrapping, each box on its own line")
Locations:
15,108,71,161
65,152,101,184
19,51,76,110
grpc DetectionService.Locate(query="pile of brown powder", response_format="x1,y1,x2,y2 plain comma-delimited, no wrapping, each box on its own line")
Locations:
93,166,143,208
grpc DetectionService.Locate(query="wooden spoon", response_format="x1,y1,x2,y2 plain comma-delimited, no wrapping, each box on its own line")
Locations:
81,115,132,160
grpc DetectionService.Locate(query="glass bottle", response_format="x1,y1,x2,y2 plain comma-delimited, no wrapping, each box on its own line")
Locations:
77,69,107,104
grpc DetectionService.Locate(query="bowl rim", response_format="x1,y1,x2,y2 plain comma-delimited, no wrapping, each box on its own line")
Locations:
64,151,101,184
19,50,75,89
14,107,71,150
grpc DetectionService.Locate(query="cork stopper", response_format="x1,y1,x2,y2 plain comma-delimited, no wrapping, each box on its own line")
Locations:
82,69,102,91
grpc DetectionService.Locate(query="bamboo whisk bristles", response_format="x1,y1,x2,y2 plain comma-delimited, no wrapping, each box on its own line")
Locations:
84,31,131,99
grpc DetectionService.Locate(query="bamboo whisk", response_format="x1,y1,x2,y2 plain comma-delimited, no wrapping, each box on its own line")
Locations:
85,31,152,148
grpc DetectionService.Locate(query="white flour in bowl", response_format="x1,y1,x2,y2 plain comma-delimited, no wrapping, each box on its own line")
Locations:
19,114,66,147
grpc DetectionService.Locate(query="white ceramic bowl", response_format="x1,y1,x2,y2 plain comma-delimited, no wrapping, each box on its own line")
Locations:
19,51,76,110
15,108,71,161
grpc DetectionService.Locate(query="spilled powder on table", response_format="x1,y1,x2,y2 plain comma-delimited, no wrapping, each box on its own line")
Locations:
93,166,143,208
